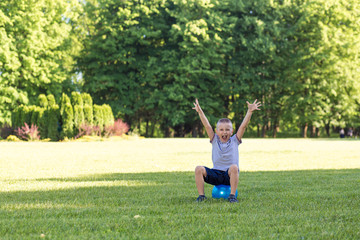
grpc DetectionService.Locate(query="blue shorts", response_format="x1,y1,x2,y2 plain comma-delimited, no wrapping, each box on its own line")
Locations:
204,167,230,186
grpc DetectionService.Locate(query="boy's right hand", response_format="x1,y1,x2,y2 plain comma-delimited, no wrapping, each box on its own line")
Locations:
192,99,202,114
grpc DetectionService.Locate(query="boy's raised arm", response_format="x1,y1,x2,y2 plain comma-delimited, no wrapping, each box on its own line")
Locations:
192,99,215,141
236,99,261,141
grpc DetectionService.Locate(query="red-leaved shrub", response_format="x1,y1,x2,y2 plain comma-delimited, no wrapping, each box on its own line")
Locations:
15,123,40,141
75,124,102,139
104,119,129,137
0,124,14,139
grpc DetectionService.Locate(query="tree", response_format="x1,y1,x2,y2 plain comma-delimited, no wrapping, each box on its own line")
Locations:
0,0,84,126
283,0,360,137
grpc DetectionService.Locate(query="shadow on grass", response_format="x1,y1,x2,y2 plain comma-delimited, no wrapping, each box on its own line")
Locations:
1,169,360,239
2,169,360,209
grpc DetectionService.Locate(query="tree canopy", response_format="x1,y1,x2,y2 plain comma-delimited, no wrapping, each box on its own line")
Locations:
1,0,360,138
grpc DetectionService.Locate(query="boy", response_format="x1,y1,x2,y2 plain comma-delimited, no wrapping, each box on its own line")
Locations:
192,99,261,203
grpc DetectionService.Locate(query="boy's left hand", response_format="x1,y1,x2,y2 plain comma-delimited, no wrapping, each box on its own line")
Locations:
247,99,262,112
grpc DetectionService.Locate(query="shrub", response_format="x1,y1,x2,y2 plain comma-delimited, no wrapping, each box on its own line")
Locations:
104,119,129,137
83,104,93,125
71,92,83,107
60,93,71,116
47,94,56,107
31,107,40,126
61,103,74,139
102,104,114,127
15,123,40,141
73,105,85,132
6,135,21,142
75,124,101,139
14,105,26,128
82,93,93,106
93,105,104,130
38,94,48,108
47,105,60,141
24,105,35,125
38,108,47,138
0,124,14,139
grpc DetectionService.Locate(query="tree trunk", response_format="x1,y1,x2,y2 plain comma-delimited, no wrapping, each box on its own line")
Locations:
311,125,316,138
145,119,149,137
150,121,155,137
302,123,308,138
261,125,266,138
325,122,330,137
272,118,279,138
164,126,170,138
272,125,279,138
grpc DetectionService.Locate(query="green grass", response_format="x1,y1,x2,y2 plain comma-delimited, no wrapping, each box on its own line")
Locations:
1,138,360,239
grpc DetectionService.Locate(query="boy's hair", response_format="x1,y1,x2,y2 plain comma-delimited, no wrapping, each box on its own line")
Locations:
216,118,233,129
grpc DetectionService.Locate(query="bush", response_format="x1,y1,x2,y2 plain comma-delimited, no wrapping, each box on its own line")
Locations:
82,93,93,106
75,124,102,139
104,119,129,137
71,92,83,107
47,94,56,107
61,103,74,139
47,105,60,141
60,93,71,116
15,123,40,141
38,108,47,138
83,104,93,125
14,105,26,128
93,105,104,130
0,124,14,139
102,104,114,127
73,105,85,131
6,135,21,142
30,107,40,126
38,94,48,108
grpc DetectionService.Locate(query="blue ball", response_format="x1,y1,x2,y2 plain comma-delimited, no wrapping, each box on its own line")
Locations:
212,185,238,199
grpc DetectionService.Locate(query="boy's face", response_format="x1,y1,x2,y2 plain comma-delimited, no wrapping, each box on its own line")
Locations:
216,122,233,143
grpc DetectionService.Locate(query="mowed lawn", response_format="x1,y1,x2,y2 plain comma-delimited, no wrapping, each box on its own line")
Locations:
1,138,360,239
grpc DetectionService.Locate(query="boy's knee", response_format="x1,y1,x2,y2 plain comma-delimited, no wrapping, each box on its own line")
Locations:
195,166,205,175
229,165,239,174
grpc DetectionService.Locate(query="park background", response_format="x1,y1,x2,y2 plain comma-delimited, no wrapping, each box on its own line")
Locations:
1,1,360,239
1,0,360,140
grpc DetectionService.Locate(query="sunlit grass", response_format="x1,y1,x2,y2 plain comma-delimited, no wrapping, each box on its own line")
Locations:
1,138,359,239
1,138,359,180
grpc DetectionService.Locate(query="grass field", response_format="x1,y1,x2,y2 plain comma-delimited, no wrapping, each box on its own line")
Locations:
1,138,360,239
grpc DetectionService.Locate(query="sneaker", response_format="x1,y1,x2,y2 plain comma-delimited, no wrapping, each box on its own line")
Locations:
196,195,207,202
228,194,238,203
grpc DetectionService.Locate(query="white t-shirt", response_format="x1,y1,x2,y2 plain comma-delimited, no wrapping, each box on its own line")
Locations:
210,134,241,171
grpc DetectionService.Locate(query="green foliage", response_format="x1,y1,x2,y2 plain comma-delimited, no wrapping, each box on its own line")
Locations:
83,104,93,125
0,0,84,125
61,103,74,139
81,93,93,106
102,104,114,127
73,105,85,132
47,95,56,107
60,93,71,116
38,94,48,108
2,0,359,137
93,105,104,130
82,93,93,125
71,92,84,107
47,105,60,141
37,108,47,138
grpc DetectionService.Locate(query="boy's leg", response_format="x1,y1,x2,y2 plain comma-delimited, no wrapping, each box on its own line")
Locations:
228,164,239,195
195,166,207,196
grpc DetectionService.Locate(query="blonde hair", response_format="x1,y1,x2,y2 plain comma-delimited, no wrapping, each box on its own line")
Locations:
216,118,233,129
